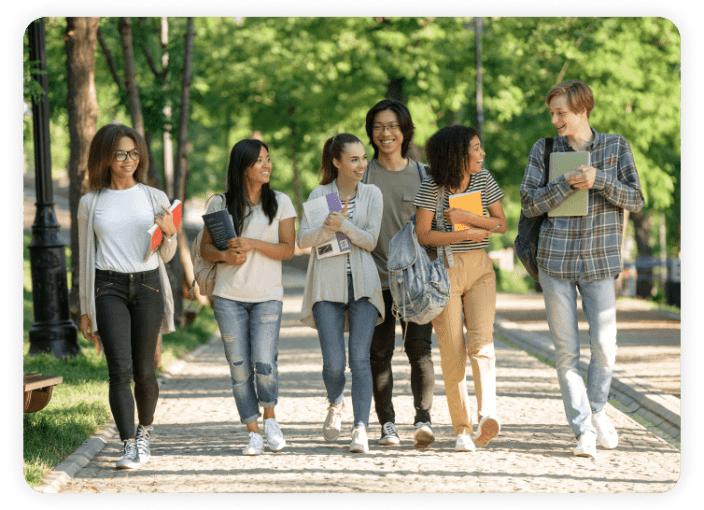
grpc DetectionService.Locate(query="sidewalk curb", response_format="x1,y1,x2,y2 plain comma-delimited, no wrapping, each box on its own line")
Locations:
494,314,681,441
32,332,222,494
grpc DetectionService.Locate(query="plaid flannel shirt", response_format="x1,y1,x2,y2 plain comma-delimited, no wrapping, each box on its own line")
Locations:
519,129,644,280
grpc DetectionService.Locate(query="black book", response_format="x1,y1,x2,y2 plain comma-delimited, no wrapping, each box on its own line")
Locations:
202,209,236,251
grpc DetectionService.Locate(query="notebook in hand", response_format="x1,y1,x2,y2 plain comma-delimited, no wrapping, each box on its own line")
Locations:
448,190,483,232
548,152,590,217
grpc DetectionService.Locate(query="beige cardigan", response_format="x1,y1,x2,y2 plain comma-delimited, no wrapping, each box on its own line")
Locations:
78,183,177,335
297,181,385,330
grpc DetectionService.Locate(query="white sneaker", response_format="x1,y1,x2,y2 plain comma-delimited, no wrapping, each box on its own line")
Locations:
413,422,435,448
574,430,597,458
591,410,618,449
264,418,286,452
378,421,401,446
455,434,476,452
350,427,370,453
242,431,263,456
323,402,344,442
473,415,500,447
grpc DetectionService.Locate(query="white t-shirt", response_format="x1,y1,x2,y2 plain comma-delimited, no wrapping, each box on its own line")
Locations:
94,186,160,273
208,191,297,303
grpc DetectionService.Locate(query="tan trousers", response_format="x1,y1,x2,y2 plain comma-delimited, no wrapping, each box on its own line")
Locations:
432,249,497,435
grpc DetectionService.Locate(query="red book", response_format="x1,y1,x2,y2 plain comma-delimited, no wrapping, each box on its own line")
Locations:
144,200,182,262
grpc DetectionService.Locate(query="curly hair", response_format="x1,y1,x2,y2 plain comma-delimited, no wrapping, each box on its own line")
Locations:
320,133,364,185
424,125,480,190
364,99,415,159
87,124,149,191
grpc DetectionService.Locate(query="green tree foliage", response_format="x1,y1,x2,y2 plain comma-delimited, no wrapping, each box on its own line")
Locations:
24,17,681,253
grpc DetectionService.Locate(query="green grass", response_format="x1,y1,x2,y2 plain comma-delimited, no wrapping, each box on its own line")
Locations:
23,232,217,487
494,266,535,294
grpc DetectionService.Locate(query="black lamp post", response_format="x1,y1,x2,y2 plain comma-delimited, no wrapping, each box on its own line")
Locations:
27,18,81,358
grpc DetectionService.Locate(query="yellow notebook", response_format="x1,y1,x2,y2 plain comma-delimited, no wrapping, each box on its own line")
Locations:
448,190,482,232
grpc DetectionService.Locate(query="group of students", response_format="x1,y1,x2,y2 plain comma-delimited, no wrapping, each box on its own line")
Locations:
78,79,644,470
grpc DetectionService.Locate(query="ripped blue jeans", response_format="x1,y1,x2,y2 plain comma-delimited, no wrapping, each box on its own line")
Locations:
213,297,283,424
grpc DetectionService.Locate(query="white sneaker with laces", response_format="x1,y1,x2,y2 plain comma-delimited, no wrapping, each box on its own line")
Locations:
574,430,597,458
323,402,344,442
243,431,263,456
135,425,153,464
413,422,435,448
473,415,500,447
455,433,476,452
350,427,370,453
591,410,618,449
116,440,141,469
264,418,286,452
378,421,401,446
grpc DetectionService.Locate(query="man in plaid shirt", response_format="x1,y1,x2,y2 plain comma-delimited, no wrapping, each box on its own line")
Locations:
519,80,644,458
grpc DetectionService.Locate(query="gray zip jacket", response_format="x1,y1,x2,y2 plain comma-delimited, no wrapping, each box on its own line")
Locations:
297,180,385,330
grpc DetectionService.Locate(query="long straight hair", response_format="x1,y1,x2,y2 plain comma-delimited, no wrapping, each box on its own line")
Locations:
224,139,278,236
320,133,363,185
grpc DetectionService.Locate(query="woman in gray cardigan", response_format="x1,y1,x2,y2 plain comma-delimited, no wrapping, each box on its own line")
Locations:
298,133,384,453
78,124,177,470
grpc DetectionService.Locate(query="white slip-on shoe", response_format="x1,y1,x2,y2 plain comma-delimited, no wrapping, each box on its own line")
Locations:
473,415,500,447
264,418,286,452
574,430,597,458
243,431,264,456
323,402,344,442
455,433,476,452
350,427,370,453
591,410,618,449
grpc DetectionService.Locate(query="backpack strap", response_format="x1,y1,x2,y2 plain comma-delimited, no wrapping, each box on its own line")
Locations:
435,186,455,269
543,138,554,186
416,161,428,181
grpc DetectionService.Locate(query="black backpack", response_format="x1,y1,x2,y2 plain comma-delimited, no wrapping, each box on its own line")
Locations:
514,138,553,282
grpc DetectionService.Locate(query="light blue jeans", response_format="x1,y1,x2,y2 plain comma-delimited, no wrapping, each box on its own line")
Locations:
312,274,378,428
213,297,283,425
538,268,617,439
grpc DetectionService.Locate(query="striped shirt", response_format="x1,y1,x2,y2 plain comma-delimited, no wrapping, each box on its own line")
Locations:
519,129,644,280
414,169,504,253
344,196,356,274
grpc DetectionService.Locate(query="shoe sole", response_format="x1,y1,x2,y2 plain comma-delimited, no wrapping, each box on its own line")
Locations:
378,437,400,446
574,450,595,458
414,429,435,448
323,430,341,442
116,462,141,470
350,446,369,453
268,441,286,452
473,418,500,447
243,450,262,456
455,446,476,452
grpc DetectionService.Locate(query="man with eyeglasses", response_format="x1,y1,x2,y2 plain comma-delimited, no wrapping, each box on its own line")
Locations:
361,99,436,448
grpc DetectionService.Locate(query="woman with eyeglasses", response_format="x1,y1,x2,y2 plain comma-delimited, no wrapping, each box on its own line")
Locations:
78,124,177,470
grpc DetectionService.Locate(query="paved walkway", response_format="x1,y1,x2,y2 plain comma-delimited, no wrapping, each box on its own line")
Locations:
52,267,679,493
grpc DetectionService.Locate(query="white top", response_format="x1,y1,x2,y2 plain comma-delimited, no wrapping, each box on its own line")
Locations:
93,186,160,273
208,191,297,303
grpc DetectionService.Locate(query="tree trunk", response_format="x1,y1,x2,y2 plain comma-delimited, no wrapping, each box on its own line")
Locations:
631,210,654,298
65,17,100,324
386,77,404,102
161,17,175,201
168,17,195,326
118,17,144,137
288,106,304,218
474,17,484,134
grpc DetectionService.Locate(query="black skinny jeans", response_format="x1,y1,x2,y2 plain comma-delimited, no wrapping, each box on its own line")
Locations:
95,268,163,441
369,289,435,425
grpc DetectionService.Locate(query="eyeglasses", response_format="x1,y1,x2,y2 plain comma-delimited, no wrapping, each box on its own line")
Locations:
114,149,140,162
372,124,401,134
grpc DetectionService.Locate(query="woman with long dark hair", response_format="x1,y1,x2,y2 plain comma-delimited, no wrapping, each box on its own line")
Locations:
78,123,177,469
298,133,384,453
200,139,297,455
414,125,507,452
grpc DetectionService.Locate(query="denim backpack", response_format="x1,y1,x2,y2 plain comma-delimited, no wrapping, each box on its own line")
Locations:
387,186,453,325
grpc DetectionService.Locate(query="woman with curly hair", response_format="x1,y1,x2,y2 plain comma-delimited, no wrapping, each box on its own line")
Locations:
414,125,507,452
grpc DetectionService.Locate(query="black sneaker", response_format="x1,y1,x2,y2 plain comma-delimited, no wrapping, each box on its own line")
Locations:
116,440,141,470
378,422,401,446
135,425,153,464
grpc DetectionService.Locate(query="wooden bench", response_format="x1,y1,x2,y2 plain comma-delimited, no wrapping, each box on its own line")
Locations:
23,373,63,413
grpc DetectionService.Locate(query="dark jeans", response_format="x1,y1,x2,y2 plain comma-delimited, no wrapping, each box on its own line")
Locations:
94,268,164,441
369,289,435,425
